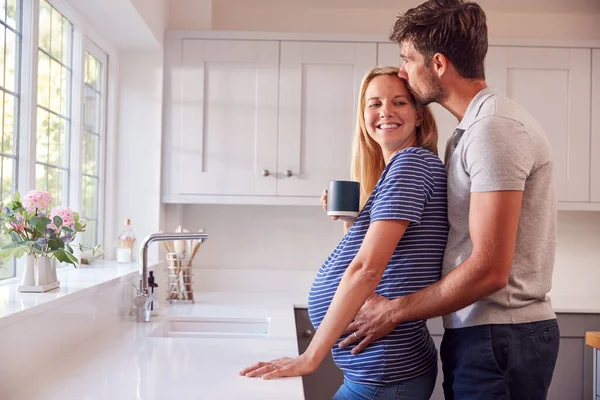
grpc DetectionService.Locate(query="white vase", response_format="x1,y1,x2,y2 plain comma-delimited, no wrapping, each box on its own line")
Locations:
51,258,57,282
37,256,52,286
20,255,36,286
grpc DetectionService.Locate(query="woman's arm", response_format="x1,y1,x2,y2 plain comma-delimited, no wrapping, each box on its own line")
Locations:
240,219,409,379
301,218,409,367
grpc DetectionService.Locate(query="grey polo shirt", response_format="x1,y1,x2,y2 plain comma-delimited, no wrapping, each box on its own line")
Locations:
443,87,557,329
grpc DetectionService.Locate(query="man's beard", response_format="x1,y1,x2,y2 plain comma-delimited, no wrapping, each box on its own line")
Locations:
407,72,444,107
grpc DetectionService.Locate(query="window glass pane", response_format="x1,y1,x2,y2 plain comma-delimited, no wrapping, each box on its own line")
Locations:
82,48,104,248
3,92,16,154
37,50,50,107
84,52,100,90
36,106,49,163
82,175,97,219
36,2,72,208
48,60,69,117
38,1,51,53
61,11,71,66
82,132,98,175
80,219,97,248
1,155,14,204
0,0,20,280
47,112,66,167
0,261,14,279
5,28,18,93
35,164,67,208
6,0,19,30
0,1,5,26
83,85,98,131
49,6,63,62
0,28,4,89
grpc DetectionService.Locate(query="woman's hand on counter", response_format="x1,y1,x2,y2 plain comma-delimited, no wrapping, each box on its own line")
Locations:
240,353,318,380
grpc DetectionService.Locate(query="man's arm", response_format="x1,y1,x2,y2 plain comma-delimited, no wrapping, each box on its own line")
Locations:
341,190,522,353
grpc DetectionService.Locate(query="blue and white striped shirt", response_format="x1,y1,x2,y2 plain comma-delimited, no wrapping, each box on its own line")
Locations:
308,147,448,384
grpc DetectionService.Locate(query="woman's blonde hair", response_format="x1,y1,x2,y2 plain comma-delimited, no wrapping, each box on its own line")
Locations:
351,66,438,209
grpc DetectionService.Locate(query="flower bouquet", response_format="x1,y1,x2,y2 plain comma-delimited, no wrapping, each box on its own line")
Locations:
0,190,87,292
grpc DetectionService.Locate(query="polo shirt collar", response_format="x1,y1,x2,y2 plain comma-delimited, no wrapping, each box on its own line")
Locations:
456,87,496,131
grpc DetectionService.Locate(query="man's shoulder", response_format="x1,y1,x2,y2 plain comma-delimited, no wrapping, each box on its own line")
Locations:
467,93,545,136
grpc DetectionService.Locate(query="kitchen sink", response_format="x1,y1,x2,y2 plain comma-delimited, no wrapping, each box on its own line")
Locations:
150,316,270,339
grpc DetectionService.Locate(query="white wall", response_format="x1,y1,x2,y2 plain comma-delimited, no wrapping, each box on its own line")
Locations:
130,0,170,46
165,204,342,272
164,205,600,298
115,50,165,264
553,212,600,297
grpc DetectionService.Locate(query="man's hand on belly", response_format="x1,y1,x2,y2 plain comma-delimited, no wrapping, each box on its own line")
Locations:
338,293,398,355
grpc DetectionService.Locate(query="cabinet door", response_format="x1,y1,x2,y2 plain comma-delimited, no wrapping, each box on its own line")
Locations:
591,50,600,203
165,39,279,196
294,308,343,400
376,43,457,162
277,42,376,197
490,46,591,202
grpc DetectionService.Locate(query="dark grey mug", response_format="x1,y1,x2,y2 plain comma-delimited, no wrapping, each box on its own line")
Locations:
327,180,360,218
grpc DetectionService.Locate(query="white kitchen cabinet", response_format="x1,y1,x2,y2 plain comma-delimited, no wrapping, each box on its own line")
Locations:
591,49,600,203
163,33,598,208
376,43,457,161
276,41,376,197
163,39,280,197
489,46,592,203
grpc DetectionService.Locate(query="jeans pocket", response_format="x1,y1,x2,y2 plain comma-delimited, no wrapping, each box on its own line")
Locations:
526,320,560,339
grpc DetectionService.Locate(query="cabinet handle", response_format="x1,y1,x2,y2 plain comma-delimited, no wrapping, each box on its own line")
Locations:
261,169,270,177
302,329,313,338
285,170,293,177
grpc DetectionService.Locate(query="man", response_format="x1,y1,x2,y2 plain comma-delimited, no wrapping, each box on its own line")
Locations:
339,0,559,398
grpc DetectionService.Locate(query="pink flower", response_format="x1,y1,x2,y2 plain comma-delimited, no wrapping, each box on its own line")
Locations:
6,212,26,233
49,207,75,228
23,190,52,212
47,222,60,233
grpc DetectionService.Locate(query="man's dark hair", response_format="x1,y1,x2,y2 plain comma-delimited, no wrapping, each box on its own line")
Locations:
390,0,488,79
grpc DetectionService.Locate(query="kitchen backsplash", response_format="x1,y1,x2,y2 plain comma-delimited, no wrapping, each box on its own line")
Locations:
164,205,600,297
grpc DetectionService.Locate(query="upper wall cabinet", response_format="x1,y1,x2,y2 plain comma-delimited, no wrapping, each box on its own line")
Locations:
592,49,600,203
163,39,376,203
163,34,599,209
277,41,376,197
488,46,592,203
163,39,280,198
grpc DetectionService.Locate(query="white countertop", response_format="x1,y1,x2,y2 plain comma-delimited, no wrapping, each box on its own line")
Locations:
3,264,600,400
0,262,139,328
9,292,307,400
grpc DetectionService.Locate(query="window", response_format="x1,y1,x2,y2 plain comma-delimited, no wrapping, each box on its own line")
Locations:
80,46,105,248
35,0,72,208
0,0,110,282
0,0,22,280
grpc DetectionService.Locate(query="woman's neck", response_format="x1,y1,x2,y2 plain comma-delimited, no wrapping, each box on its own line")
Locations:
382,137,417,165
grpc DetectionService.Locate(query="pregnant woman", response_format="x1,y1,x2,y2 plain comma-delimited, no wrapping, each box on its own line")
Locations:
241,66,448,400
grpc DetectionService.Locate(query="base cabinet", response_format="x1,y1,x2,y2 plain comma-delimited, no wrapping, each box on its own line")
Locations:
295,309,600,400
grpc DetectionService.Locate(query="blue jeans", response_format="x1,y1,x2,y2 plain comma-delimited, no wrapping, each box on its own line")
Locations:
332,365,437,400
441,319,560,400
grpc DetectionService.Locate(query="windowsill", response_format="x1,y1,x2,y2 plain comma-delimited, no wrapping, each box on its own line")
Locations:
0,260,139,329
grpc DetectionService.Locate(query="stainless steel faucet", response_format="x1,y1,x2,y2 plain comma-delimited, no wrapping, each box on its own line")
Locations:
133,232,208,322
